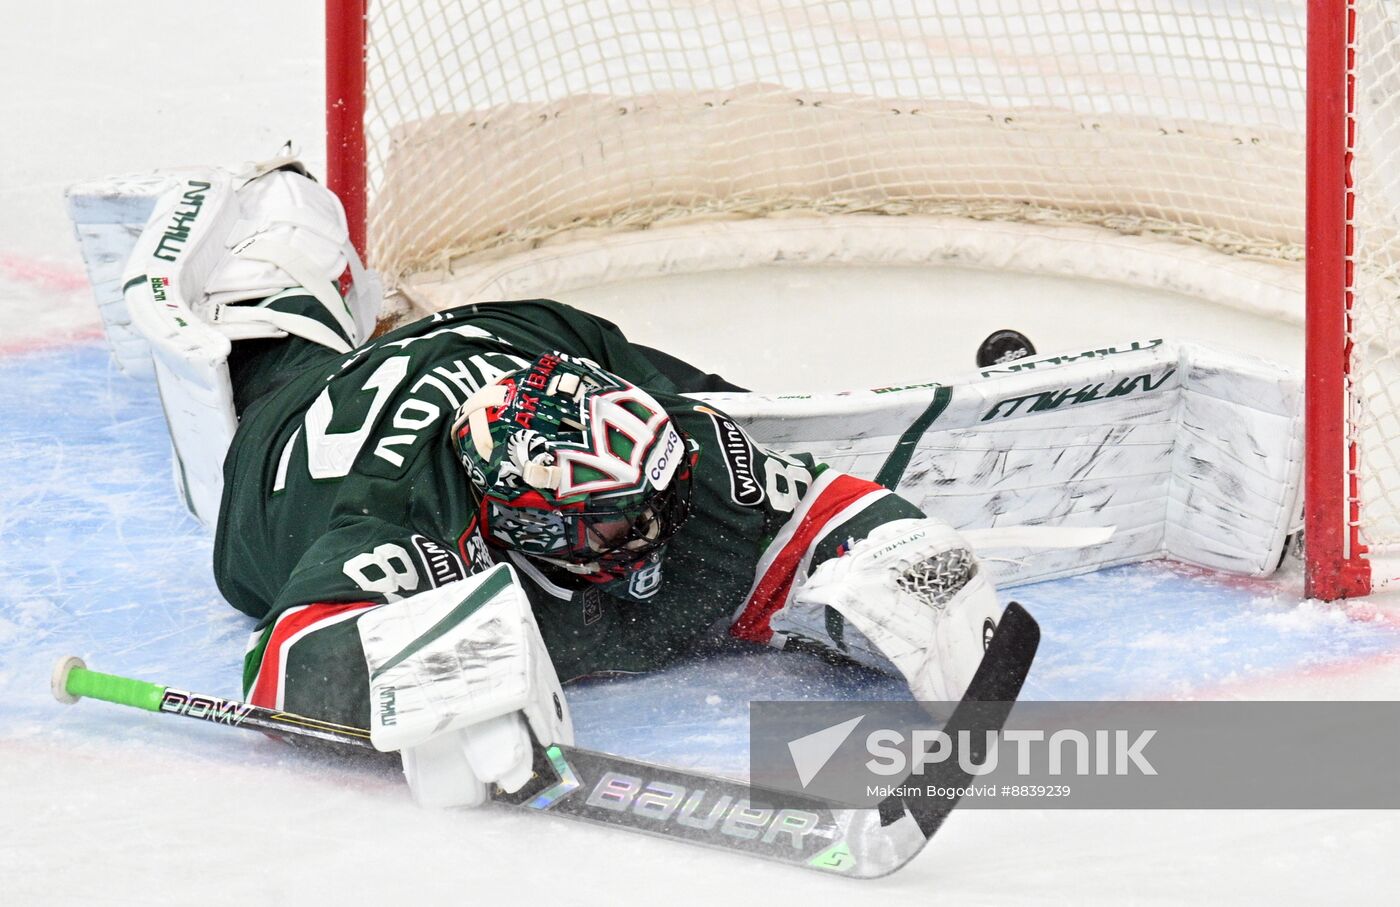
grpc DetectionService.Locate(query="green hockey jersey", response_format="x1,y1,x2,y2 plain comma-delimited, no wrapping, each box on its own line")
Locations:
216,299,922,694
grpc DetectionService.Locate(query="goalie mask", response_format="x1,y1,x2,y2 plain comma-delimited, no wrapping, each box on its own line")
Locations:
451,353,694,593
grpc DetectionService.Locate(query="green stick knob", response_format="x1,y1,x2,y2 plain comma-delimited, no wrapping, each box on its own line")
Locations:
52,656,167,712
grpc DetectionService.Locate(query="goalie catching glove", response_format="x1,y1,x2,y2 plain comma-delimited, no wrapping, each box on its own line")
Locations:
358,564,573,808
770,517,1003,703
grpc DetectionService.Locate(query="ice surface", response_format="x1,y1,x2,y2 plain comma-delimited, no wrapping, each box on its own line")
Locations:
2,3,1399,905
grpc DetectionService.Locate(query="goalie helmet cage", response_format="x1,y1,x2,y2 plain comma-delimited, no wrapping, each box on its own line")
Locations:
323,0,1400,600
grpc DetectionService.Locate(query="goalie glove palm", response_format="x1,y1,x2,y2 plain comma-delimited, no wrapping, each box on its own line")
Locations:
776,518,1002,702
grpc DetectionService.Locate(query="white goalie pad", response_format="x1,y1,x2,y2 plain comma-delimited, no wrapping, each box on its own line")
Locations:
67,173,169,377
780,518,1006,703
68,160,381,379
121,170,243,524
694,339,1304,585
70,157,383,524
358,564,573,754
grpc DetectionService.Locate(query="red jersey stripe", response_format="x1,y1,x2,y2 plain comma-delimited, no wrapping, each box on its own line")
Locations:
729,473,887,644
249,601,378,709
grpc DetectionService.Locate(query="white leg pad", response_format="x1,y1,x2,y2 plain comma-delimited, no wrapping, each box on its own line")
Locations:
101,157,383,524
778,518,1002,702
697,339,1304,584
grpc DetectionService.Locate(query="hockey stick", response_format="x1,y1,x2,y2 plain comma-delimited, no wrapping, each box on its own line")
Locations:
51,602,1038,878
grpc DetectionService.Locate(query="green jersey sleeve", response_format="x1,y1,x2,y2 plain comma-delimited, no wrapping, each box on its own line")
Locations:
266,516,479,618
669,401,926,647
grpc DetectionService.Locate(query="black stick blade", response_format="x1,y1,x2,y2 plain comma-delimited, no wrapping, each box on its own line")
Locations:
898,601,1041,837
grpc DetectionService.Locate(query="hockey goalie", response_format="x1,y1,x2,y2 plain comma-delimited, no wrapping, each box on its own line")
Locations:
86,159,1303,809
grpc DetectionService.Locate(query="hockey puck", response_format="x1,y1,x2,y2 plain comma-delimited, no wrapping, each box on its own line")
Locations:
975,329,1037,368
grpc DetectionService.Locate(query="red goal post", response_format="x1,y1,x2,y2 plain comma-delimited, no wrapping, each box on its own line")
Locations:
1304,0,1363,600
326,0,367,260
325,0,1400,600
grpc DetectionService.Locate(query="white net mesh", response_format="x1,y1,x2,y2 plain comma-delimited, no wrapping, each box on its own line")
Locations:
358,1,1400,565
363,0,1307,281
1352,0,1400,559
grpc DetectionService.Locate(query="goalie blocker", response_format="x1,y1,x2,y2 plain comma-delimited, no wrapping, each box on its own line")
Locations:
359,564,573,808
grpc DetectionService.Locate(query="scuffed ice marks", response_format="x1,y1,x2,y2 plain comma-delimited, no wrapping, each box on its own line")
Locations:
566,642,909,775
0,344,243,730
1022,560,1400,699
3,342,1400,777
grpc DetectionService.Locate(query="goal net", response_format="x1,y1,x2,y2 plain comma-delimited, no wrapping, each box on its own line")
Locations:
328,0,1400,598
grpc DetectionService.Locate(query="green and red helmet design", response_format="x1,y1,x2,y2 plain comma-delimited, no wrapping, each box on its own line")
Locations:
450,352,694,581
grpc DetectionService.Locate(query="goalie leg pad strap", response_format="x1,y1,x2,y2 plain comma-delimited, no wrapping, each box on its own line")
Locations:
217,302,352,354
220,235,359,348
